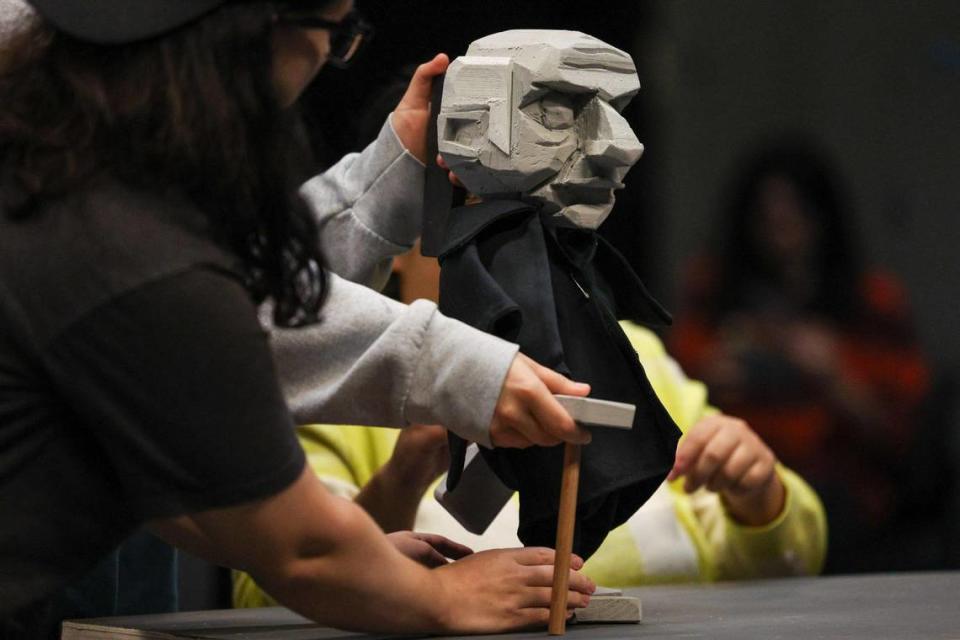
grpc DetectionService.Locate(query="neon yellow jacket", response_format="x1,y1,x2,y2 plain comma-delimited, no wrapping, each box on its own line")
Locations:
234,323,826,607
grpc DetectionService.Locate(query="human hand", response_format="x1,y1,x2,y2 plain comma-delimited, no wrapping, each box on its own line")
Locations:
436,153,467,189
433,547,594,632
391,53,450,164
387,531,473,568
383,424,449,490
490,353,592,448
667,414,785,526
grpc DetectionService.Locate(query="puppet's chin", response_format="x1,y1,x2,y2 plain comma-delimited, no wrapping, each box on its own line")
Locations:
557,201,614,229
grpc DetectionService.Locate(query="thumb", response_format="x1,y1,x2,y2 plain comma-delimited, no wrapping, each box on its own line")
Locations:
398,53,449,110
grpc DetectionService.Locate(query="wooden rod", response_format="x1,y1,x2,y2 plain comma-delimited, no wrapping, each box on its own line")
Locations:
548,442,582,635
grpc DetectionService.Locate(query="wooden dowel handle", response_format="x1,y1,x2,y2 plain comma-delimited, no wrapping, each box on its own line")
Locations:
548,442,581,635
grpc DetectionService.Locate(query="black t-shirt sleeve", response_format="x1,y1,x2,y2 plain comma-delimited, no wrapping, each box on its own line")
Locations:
42,267,305,520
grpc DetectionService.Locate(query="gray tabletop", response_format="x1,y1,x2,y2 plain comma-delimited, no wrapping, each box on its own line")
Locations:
62,572,960,640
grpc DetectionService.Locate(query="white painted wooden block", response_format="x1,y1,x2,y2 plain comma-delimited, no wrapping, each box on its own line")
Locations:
554,395,636,429
574,587,642,624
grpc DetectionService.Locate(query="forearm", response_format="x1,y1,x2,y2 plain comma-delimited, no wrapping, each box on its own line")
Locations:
353,466,429,532
255,498,446,632
714,466,827,579
271,274,517,445
300,115,425,290
155,470,449,632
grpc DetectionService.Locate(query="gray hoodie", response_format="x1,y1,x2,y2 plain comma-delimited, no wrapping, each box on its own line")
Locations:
271,117,517,448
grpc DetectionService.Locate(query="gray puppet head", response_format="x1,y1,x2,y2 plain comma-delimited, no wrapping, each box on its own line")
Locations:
438,30,643,229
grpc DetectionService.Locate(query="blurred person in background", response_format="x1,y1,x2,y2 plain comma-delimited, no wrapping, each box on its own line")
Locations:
669,139,929,573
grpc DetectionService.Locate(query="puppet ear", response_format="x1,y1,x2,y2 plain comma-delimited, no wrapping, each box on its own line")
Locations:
441,55,513,155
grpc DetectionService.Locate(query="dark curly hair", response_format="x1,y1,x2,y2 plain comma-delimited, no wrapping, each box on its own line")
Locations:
0,3,327,326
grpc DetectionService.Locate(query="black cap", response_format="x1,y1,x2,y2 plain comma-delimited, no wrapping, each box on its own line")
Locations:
26,0,229,44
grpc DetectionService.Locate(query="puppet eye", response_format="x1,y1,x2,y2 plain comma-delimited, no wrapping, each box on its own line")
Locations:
540,94,576,130
522,92,576,130
441,111,487,147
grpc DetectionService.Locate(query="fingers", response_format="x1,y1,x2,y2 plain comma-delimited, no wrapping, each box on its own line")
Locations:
492,404,562,448
399,53,449,108
683,425,739,493
526,356,591,397
415,533,474,560
511,548,585,572
730,456,777,495
668,415,778,497
512,550,595,595
520,356,591,445
513,546,555,567
667,415,724,482
419,545,452,568
711,442,755,492
517,587,591,610
436,153,467,188
490,426,537,449
526,395,590,445
571,554,585,571
491,356,593,448
566,567,596,595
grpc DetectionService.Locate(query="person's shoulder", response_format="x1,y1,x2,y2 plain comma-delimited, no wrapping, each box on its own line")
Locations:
0,178,242,345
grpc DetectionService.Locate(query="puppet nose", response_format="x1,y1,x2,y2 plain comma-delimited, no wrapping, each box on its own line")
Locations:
582,100,644,169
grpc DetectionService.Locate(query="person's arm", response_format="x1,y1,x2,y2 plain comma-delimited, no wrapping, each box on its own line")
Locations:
272,273,591,449
353,425,450,532
668,415,785,527
606,322,826,582
299,56,446,290
233,424,463,609
46,268,593,632
152,466,595,633
669,416,827,580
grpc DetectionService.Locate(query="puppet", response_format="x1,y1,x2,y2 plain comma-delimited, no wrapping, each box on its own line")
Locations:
435,31,680,632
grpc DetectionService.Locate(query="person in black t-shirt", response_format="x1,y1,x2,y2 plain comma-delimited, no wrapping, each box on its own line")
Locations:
0,1,599,636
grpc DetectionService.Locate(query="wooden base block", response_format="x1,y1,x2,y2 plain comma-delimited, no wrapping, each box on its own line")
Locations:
573,588,641,624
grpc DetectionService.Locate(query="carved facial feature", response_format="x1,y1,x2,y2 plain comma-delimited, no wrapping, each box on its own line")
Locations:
438,30,644,229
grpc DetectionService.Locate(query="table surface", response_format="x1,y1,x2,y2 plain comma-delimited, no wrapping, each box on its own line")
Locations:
63,571,960,639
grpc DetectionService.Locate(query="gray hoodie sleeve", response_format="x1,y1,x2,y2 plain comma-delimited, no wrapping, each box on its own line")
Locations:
272,274,517,447
273,115,519,445
299,114,424,290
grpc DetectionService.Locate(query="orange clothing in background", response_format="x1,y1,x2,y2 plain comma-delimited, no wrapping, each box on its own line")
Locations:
670,259,928,532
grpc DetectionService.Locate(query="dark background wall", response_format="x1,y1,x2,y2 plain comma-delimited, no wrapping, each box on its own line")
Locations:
642,0,960,372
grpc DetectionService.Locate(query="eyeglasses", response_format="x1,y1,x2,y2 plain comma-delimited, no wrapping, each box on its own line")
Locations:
276,6,373,68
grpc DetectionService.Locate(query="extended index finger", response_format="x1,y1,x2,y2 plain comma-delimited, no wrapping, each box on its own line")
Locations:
416,533,474,560
513,547,585,571
668,416,725,480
